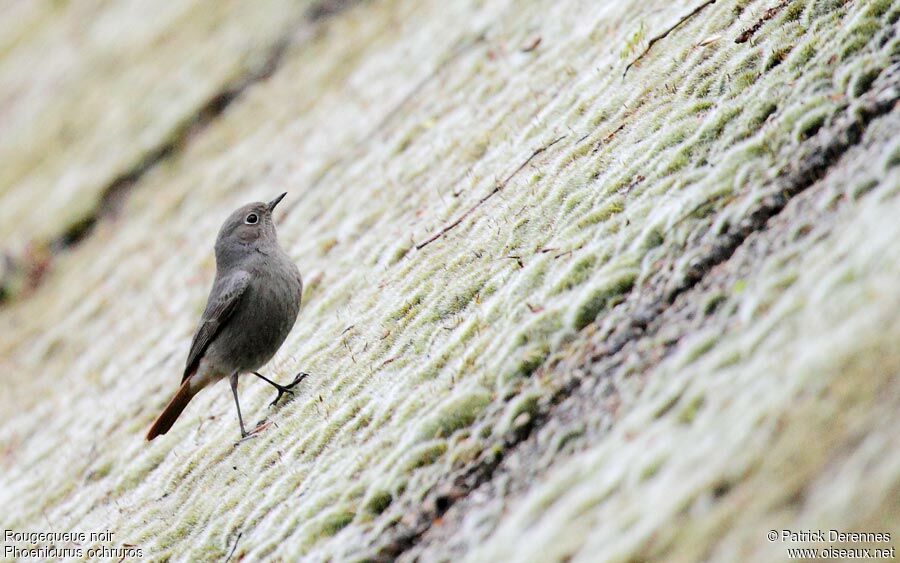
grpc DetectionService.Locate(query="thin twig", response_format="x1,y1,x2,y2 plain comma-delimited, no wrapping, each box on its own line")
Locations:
504,255,524,268
735,0,791,43
224,532,242,563
623,0,718,77
379,355,400,369
520,36,542,53
416,135,567,250
593,122,627,153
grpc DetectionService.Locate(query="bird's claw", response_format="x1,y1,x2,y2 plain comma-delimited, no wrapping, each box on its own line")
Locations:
234,432,258,446
268,372,310,407
234,420,273,445
285,371,310,388
268,390,290,408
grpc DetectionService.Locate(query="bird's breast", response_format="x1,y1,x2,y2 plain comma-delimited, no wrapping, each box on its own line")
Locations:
214,258,302,371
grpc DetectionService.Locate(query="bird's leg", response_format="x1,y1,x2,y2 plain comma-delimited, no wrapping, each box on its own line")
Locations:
253,371,309,407
230,372,249,440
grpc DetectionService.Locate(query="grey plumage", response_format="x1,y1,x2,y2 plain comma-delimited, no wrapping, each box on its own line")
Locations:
147,193,304,441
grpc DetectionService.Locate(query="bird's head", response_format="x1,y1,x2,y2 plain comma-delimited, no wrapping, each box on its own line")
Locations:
215,192,287,265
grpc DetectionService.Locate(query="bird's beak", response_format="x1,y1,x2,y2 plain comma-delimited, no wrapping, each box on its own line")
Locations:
267,192,287,212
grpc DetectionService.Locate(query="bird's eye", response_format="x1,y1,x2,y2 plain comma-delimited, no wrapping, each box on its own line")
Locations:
245,213,259,225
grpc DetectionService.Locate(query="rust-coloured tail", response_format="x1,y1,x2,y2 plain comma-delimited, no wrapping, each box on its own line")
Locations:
146,380,195,440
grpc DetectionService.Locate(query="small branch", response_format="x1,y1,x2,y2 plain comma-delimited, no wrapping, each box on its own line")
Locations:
623,0,718,78
224,532,242,563
504,255,524,268
379,355,400,369
735,0,791,44
593,122,627,153
416,135,567,250
520,36,542,53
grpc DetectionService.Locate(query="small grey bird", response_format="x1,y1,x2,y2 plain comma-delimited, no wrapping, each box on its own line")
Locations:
147,193,305,441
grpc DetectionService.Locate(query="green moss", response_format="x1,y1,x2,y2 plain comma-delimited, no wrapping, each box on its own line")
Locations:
782,0,805,22
734,71,760,93
703,292,727,315
804,0,846,20
351,408,374,431
639,226,665,251
794,108,829,141
790,42,817,69
313,508,356,539
883,142,900,170
394,128,417,155
640,456,666,480
700,106,742,142
343,482,368,501
562,141,594,167
467,135,490,160
458,317,483,343
841,18,880,59
193,542,227,561
562,191,588,215
115,450,166,494
589,109,610,128
515,343,550,378
764,45,792,71
552,427,586,453
573,269,637,330
654,389,684,419
665,145,696,174
658,124,691,150
363,490,393,515
449,437,483,466
390,243,412,265
692,75,717,99
552,254,598,294
307,400,364,457
678,394,707,424
499,391,541,434
388,292,424,322
515,310,564,348
849,66,881,98
85,460,114,482
576,199,625,229
747,101,778,129
432,281,482,321
318,236,339,256
683,334,719,364
733,0,752,15
401,440,448,472
888,5,900,25
417,390,492,440
620,20,646,60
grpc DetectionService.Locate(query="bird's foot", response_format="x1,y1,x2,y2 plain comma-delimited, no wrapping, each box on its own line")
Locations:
268,372,309,407
234,420,274,446
234,432,258,447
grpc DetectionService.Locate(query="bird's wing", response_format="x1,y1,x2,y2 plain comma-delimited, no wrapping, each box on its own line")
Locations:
182,270,251,382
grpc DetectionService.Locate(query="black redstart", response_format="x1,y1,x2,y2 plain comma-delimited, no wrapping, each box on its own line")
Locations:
147,193,306,441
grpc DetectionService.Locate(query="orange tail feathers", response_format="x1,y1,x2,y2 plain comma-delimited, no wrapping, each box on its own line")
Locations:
146,380,196,440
